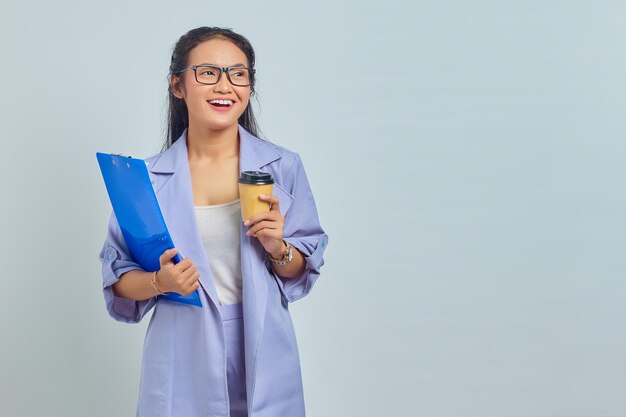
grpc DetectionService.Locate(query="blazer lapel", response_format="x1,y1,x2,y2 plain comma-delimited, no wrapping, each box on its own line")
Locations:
147,133,221,309
238,123,281,321
237,125,285,401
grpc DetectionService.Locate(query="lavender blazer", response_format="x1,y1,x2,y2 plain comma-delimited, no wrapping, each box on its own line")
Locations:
98,124,329,417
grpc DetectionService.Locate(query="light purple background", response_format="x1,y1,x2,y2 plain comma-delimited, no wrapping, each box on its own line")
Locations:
1,1,625,416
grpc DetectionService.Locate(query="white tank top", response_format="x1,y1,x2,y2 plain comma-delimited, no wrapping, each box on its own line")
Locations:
194,199,242,305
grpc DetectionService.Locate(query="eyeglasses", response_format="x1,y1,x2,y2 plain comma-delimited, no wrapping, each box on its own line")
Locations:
176,64,255,87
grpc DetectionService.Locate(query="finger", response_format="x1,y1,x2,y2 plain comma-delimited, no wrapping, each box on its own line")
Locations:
174,258,194,273
244,210,281,226
260,194,280,212
186,271,200,283
182,273,200,294
253,229,282,239
185,280,201,295
246,220,280,236
180,265,197,281
185,272,200,287
244,210,270,225
159,248,179,265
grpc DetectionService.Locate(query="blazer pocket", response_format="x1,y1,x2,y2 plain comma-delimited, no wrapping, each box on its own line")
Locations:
273,182,294,217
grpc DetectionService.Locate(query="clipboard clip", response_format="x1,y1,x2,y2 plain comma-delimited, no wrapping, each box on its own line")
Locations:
111,153,132,166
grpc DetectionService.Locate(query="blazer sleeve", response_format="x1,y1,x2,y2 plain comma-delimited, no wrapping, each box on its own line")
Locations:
269,153,329,303
98,211,157,323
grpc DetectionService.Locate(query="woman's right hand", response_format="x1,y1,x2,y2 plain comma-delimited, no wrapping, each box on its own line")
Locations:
155,248,200,296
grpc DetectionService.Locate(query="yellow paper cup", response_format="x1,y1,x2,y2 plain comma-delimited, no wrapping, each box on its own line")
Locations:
238,171,275,222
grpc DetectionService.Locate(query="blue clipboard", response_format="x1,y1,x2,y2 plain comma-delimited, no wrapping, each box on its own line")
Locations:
96,152,202,307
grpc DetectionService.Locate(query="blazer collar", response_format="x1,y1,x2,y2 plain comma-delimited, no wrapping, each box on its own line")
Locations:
148,124,281,174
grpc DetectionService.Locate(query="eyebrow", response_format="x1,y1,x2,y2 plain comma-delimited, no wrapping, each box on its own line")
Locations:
198,62,247,67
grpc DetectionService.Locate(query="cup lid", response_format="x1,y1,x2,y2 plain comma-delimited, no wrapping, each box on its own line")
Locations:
238,170,275,185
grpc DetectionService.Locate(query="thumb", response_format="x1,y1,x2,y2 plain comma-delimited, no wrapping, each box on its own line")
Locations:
159,247,179,266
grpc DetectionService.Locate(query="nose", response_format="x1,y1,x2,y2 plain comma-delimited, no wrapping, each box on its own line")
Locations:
213,71,233,93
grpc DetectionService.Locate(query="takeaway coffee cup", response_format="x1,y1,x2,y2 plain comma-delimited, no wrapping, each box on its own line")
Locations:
238,171,275,222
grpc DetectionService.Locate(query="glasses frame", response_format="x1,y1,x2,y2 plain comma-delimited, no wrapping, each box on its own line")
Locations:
176,64,256,87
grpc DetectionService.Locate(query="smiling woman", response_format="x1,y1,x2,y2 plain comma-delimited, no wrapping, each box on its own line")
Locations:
169,38,254,140
98,26,329,417
164,29,260,151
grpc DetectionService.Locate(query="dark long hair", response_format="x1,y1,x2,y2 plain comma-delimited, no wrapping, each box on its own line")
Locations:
163,27,262,150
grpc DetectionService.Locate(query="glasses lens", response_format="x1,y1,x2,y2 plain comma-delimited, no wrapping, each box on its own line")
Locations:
227,67,251,86
195,66,220,84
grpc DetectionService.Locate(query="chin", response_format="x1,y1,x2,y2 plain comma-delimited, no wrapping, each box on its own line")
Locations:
205,120,239,132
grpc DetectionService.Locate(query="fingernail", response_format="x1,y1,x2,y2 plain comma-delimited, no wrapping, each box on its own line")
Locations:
260,194,266,198
244,220,250,226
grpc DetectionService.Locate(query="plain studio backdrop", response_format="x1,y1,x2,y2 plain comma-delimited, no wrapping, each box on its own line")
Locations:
1,1,625,416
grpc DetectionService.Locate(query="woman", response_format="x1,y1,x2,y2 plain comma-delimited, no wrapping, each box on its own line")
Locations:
99,27,329,417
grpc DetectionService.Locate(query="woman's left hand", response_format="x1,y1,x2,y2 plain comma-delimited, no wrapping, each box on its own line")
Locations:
244,194,285,258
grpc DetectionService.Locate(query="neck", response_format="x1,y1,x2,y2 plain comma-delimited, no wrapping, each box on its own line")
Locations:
186,123,240,161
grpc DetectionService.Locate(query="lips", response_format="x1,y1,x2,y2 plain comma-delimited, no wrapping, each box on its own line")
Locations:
207,99,235,112
208,99,234,105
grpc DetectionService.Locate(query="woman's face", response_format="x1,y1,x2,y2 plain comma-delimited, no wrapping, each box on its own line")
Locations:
171,38,252,133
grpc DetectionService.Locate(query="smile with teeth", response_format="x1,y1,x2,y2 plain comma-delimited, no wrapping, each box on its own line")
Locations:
208,99,233,107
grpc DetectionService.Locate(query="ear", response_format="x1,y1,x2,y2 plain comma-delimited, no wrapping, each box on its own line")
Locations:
169,75,185,99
